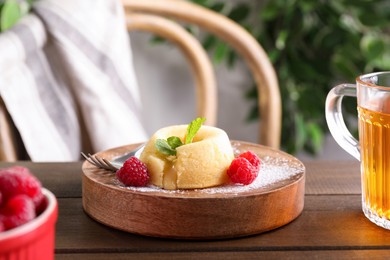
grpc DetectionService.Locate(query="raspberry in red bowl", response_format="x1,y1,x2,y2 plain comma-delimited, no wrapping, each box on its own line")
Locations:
0,166,58,260
0,188,57,260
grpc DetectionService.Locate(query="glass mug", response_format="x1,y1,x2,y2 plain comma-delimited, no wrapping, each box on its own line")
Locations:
326,71,390,229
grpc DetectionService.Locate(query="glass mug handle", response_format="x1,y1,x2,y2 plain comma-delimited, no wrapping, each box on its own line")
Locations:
325,83,360,161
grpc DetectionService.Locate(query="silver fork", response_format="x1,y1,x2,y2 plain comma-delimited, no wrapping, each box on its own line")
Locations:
81,144,145,172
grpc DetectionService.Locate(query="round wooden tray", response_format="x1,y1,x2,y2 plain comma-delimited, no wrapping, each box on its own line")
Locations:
82,141,305,240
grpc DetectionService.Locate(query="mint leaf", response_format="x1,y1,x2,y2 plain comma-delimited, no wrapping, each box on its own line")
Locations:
155,117,206,157
167,136,183,149
1,0,21,32
155,139,176,156
185,117,206,144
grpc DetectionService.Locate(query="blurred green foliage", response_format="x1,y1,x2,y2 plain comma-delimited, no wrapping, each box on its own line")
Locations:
190,0,390,155
0,0,33,32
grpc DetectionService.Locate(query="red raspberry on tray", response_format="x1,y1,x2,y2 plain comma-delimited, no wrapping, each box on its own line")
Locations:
227,151,261,185
116,156,150,187
238,151,261,170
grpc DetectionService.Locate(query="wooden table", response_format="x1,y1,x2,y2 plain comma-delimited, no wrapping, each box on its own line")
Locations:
2,160,390,259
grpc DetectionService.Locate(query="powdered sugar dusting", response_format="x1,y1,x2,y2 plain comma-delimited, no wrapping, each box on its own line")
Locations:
119,155,304,195
200,156,303,194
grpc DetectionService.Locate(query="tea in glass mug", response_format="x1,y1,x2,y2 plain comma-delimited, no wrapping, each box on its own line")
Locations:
326,71,390,229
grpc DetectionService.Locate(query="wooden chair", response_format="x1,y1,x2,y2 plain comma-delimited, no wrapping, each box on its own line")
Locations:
123,0,281,148
0,0,281,161
0,98,20,161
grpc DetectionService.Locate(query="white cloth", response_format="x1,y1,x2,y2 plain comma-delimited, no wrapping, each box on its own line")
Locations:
0,0,147,161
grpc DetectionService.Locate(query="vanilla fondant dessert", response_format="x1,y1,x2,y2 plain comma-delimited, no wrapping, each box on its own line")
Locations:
139,119,234,190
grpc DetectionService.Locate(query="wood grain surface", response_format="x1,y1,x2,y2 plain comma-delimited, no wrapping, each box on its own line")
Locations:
3,159,390,259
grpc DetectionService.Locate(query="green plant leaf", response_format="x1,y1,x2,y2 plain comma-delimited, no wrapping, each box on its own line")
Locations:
245,105,259,122
167,136,183,149
268,49,281,63
155,139,177,156
150,35,167,44
332,52,358,79
213,41,229,64
294,113,307,153
227,49,237,68
228,4,249,23
244,86,258,100
187,0,390,156
1,0,21,32
298,1,317,12
357,11,387,27
360,34,385,60
306,122,323,154
368,51,390,70
260,3,279,21
192,0,209,7
185,117,206,144
155,118,206,157
210,2,224,12
202,35,216,50
276,30,288,50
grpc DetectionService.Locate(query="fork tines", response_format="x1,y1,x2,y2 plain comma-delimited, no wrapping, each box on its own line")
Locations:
81,152,118,172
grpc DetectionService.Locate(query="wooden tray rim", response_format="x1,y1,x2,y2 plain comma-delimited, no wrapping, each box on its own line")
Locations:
82,140,306,200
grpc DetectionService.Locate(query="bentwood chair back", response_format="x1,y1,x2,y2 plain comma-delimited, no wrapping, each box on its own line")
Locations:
123,0,281,148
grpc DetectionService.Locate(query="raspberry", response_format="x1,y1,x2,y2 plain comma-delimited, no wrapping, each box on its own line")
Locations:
239,151,261,170
0,166,44,209
0,194,36,231
116,157,150,187
227,157,258,185
0,220,4,232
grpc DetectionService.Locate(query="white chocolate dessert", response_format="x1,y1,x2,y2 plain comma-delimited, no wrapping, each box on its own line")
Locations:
139,125,234,190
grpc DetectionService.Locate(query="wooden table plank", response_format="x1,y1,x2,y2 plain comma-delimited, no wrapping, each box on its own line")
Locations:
54,250,390,260
3,160,389,260
0,161,83,198
55,195,390,253
304,160,361,195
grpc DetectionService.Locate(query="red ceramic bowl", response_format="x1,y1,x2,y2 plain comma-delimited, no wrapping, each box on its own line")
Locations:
0,188,58,260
